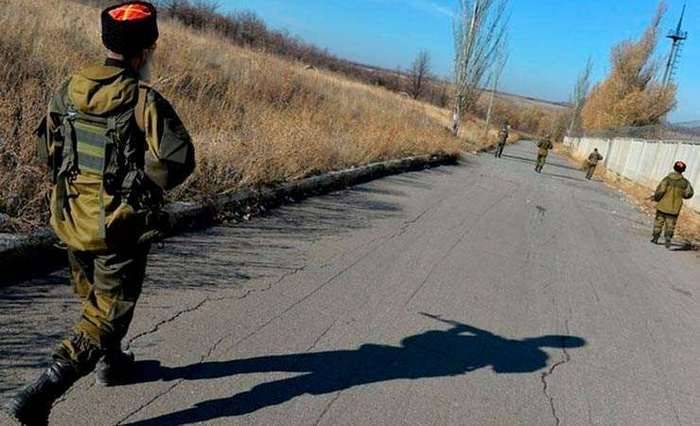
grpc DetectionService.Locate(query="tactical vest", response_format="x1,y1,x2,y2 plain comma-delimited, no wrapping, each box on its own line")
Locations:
50,85,159,242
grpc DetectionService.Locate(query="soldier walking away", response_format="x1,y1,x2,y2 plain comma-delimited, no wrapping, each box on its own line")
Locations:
651,161,694,248
494,122,509,158
534,135,553,173
585,148,604,180
4,2,195,424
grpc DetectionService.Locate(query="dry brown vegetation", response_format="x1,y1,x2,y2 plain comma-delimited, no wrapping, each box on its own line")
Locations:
0,0,465,232
80,0,454,108
581,2,676,131
476,95,569,140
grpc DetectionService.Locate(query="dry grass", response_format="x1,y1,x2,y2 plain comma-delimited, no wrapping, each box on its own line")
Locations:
556,144,700,244
476,96,568,140
0,0,469,232
581,2,676,131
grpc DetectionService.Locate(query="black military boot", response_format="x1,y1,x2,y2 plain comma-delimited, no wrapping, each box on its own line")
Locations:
665,238,673,249
4,360,79,426
650,235,660,244
95,348,135,386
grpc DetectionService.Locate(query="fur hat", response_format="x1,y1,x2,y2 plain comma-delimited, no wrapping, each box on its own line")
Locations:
101,1,158,57
674,161,687,173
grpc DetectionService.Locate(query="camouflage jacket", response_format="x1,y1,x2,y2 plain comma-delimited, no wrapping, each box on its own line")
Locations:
498,129,508,145
654,172,694,215
537,139,553,156
587,151,603,165
39,60,196,251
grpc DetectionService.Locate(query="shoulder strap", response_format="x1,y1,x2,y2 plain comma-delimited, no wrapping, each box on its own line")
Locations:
134,83,151,132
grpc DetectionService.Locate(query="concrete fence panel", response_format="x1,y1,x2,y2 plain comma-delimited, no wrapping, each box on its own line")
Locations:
621,139,645,181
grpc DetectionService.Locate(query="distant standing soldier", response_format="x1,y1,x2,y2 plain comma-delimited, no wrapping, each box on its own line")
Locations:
651,161,694,248
585,148,604,180
535,135,553,173
5,2,196,424
494,122,509,158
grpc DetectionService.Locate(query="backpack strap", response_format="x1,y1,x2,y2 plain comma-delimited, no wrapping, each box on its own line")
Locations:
55,109,81,220
134,83,150,132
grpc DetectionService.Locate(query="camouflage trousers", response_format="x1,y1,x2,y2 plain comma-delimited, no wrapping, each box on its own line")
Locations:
535,154,547,172
653,211,678,240
585,164,597,180
53,245,150,374
495,143,506,158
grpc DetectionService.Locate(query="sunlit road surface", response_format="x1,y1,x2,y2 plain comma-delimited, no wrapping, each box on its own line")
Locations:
2,142,699,425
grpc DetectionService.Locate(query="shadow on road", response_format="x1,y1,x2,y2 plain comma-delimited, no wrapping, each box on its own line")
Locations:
542,172,586,183
123,313,586,425
500,153,581,172
0,183,412,397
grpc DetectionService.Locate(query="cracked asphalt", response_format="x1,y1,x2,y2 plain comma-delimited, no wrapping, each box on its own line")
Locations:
1,142,699,425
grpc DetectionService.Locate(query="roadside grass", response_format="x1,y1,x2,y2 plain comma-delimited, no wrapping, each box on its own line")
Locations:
0,0,478,233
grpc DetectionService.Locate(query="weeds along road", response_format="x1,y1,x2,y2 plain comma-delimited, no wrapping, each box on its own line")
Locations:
2,142,699,426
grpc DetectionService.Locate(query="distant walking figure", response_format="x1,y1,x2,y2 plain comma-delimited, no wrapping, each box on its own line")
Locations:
585,148,604,180
494,122,509,158
651,161,694,248
535,135,553,173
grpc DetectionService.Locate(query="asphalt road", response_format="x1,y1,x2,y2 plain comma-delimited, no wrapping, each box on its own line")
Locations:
1,142,699,426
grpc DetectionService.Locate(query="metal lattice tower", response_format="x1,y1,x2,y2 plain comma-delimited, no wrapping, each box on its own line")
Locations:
662,3,688,86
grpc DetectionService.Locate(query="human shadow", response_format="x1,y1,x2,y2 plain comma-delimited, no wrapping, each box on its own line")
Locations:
542,172,585,183
124,313,586,425
501,154,580,172
670,241,699,252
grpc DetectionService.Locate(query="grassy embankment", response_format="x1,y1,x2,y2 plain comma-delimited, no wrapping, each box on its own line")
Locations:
557,144,700,245
0,0,509,233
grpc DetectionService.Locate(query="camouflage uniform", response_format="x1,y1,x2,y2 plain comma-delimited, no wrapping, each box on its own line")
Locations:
42,59,195,374
4,3,196,424
652,171,694,246
494,126,508,158
5,65,195,426
535,138,553,173
585,150,604,180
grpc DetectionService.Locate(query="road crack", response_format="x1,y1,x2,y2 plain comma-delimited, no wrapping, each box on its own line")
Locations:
540,321,573,426
116,264,307,424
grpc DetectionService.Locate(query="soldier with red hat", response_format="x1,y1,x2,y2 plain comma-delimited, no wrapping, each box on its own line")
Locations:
4,2,195,424
651,161,694,248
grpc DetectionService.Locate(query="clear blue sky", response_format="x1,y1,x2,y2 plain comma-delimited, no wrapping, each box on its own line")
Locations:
220,0,698,122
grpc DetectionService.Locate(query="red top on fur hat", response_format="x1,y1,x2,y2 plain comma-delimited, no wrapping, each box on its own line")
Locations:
109,4,153,21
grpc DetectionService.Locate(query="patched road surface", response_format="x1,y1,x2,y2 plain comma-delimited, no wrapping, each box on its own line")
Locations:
2,142,699,425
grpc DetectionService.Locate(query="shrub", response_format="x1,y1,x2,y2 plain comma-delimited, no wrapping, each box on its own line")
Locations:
581,2,676,131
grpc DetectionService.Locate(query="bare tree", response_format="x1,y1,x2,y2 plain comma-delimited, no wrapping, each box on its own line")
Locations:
581,1,675,130
567,57,593,135
453,0,509,119
483,46,508,136
408,50,432,100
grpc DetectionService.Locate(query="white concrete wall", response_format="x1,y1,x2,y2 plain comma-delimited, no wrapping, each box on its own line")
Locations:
564,136,700,212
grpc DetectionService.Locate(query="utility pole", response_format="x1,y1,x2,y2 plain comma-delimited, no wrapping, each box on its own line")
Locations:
662,3,688,87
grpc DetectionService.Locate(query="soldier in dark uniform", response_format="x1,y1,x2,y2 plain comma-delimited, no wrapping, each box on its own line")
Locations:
585,148,604,180
5,2,196,424
535,135,553,173
494,122,509,158
651,161,694,248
